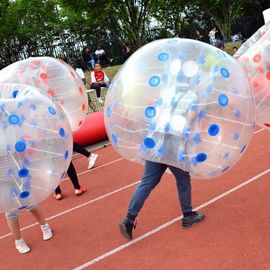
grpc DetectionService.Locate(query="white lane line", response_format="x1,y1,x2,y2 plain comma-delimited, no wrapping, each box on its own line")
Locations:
73,167,270,270
0,180,140,241
254,128,264,134
62,157,125,182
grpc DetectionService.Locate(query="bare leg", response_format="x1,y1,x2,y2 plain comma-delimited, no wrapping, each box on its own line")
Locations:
30,207,46,226
6,218,21,240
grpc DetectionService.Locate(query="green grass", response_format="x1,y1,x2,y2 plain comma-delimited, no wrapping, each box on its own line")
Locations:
224,41,242,55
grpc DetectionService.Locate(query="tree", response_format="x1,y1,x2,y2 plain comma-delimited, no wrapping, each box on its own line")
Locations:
194,0,254,39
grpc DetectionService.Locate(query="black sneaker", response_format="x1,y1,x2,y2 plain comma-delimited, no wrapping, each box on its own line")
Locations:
119,218,136,240
182,211,205,228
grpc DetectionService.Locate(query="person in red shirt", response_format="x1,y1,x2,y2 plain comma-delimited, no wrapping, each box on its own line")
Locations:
90,63,110,103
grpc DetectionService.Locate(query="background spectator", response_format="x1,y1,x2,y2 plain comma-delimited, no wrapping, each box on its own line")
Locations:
208,27,217,45
95,45,113,66
69,59,86,85
90,63,110,104
123,42,132,62
82,47,95,70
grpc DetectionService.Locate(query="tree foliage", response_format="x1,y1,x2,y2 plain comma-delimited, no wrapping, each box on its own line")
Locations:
0,0,267,68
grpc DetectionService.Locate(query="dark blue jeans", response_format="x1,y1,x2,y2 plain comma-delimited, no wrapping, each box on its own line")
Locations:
127,161,192,221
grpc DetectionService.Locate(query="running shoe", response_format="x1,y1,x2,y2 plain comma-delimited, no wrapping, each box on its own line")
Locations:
182,211,205,228
88,153,98,169
75,187,86,196
15,238,31,254
119,218,136,240
41,224,53,241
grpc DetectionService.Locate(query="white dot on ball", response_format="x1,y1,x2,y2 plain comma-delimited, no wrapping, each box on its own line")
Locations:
170,59,182,75
182,61,198,78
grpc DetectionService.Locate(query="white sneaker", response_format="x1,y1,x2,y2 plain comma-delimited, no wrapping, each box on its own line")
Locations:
88,153,98,169
41,224,53,241
15,238,31,254
97,97,103,104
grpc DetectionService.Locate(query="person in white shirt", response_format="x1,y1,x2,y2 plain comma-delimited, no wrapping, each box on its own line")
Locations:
208,27,217,45
95,45,113,65
69,59,86,85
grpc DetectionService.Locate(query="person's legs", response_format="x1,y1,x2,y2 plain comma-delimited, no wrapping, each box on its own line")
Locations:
68,161,81,190
167,166,192,215
55,185,62,194
90,59,95,70
120,161,167,239
29,205,53,241
168,165,205,228
6,211,21,240
67,161,86,195
73,142,91,157
73,142,98,169
91,82,101,98
127,161,168,222
6,211,31,253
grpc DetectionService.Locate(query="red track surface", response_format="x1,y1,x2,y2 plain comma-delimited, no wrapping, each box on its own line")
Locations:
0,128,270,270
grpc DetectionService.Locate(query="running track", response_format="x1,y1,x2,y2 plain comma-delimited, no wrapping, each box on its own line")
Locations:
0,128,270,270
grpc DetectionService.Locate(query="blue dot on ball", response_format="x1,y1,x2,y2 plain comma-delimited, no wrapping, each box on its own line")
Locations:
233,132,240,141
233,109,241,118
19,190,30,199
178,151,186,163
112,133,118,144
240,145,246,153
218,94,229,107
29,104,36,111
1,121,7,129
155,98,163,106
220,68,230,78
149,76,160,87
18,167,29,178
18,205,28,210
59,128,65,137
145,106,156,119
143,137,156,149
195,153,207,163
107,106,112,118
15,141,26,153
12,90,18,98
221,166,230,173
64,150,69,160
158,53,169,61
8,114,20,125
208,124,220,136
199,109,206,119
216,50,226,58
48,106,56,115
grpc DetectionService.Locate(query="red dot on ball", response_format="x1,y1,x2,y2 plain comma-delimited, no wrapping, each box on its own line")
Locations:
79,87,83,94
253,54,262,63
82,104,86,111
40,73,48,80
60,99,65,105
47,90,55,97
79,120,83,126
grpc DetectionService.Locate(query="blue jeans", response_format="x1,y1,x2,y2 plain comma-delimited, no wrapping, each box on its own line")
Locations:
88,59,95,69
127,161,192,221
